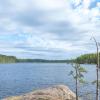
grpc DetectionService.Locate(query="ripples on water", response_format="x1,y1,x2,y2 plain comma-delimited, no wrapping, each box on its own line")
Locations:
0,63,97,99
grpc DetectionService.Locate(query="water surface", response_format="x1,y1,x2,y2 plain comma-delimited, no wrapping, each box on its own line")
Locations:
0,63,97,99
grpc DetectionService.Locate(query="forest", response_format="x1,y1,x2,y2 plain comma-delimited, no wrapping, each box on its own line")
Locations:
76,53,99,64
0,54,71,63
0,54,17,63
0,53,99,64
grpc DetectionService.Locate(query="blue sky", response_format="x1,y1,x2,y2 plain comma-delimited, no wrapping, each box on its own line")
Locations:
0,0,100,59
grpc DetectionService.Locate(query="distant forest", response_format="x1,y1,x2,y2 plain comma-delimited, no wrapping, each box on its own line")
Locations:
0,54,17,63
0,53,99,64
0,54,71,63
76,53,98,64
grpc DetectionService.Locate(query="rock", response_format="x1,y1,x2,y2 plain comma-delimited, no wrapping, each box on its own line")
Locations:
3,85,76,100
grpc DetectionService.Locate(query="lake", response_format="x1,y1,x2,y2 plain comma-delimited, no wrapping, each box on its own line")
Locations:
0,63,97,99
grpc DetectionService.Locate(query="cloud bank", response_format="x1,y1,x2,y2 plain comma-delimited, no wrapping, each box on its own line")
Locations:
0,0,100,59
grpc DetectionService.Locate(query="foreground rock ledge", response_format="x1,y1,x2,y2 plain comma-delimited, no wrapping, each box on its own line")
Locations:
3,85,76,100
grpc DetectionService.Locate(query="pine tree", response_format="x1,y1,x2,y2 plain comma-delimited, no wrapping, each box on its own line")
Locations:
69,63,87,100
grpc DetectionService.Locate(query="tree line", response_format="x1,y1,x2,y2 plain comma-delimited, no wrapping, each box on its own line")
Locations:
0,53,100,64
75,53,100,64
0,54,17,63
0,54,72,63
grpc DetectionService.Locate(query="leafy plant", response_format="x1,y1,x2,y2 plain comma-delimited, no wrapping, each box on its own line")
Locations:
69,63,87,100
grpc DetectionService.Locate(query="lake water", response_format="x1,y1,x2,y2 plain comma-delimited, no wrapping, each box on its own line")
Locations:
0,63,98,99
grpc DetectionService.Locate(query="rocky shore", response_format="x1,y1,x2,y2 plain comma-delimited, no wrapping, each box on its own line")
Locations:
3,85,76,100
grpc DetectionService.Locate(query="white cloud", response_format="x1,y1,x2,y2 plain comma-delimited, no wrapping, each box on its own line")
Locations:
97,2,100,8
83,0,92,8
0,0,100,59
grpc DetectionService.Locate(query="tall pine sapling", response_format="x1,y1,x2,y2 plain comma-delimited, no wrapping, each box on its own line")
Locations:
69,63,87,100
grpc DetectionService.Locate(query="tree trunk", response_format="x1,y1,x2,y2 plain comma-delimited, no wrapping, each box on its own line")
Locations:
96,43,99,100
76,69,78,100
92,37,99,100
96,67,99,100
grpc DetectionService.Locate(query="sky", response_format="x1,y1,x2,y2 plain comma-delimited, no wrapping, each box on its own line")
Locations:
0,0,100,59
